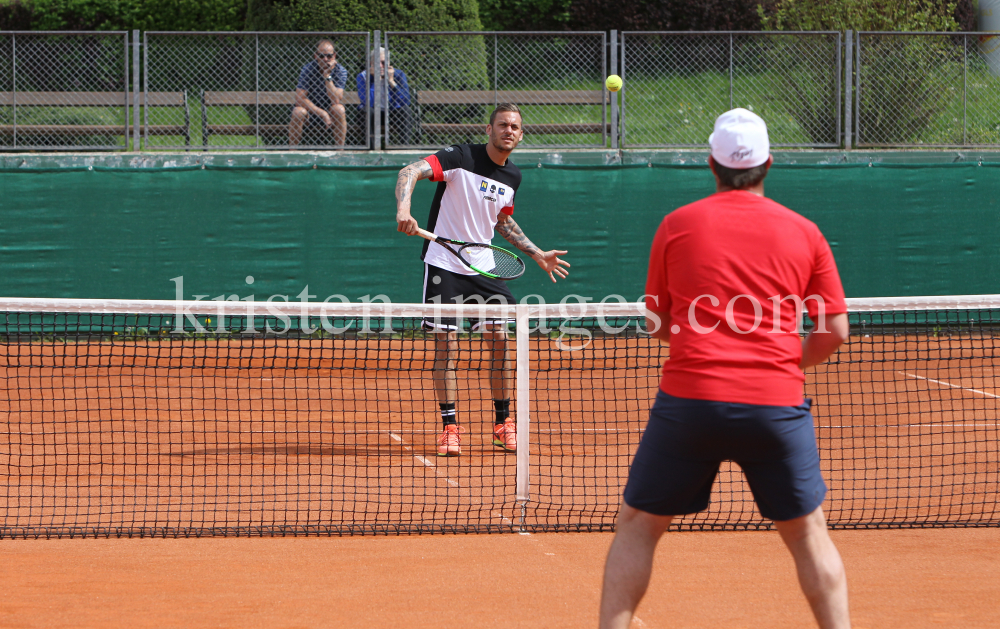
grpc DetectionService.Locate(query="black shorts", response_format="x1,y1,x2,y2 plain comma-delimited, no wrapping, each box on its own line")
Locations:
422,263,515,332
623,390,827,522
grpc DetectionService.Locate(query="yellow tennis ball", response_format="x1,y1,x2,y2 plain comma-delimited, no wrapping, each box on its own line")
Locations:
606,74,622,92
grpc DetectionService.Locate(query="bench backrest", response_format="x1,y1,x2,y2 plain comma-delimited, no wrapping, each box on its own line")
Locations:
203,91,362,107
415,90,608,106
0,92,185,107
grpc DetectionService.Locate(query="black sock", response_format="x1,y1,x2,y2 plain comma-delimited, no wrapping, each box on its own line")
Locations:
493,399,510,425
440,403,457,427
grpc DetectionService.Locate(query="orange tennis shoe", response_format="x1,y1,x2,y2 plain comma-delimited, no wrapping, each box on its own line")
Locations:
437,424,462,457
492,418,517,452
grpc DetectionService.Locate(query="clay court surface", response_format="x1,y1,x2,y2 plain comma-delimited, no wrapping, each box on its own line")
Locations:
1,333,997,533
1,528,998,628
1,328,998,626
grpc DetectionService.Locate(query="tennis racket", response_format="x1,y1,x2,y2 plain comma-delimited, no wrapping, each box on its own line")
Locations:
414,227,526,280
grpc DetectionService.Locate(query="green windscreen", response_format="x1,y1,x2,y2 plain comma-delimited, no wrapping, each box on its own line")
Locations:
1,152,998,302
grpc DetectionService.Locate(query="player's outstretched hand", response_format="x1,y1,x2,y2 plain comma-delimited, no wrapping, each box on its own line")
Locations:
397,212,418,235
534,250,570,283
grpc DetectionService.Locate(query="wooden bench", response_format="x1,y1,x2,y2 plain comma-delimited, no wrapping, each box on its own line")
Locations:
414,89,611,136
0,91,190,147
201,91,363,147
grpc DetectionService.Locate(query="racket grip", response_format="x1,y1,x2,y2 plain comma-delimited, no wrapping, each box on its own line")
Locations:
414,227,437,241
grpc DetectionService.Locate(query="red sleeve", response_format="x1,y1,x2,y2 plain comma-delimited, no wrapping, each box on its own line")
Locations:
425,155,444,182
644,217,671,314
804,233,847,319
500,203,514,216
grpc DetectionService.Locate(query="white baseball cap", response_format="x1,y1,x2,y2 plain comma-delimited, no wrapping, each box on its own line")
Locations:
708,108,770,169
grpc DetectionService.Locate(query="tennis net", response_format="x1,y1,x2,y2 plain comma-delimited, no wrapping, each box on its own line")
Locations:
0,296,997,538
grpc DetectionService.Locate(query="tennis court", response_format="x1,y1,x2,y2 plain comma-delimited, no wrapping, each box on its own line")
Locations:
1,297,998,626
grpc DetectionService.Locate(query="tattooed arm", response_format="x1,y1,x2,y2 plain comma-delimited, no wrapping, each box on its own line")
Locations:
395,160,434,235
495,213,570,283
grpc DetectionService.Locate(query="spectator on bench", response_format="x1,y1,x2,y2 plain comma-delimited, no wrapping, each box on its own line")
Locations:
290,39,348,146
357,47,412,147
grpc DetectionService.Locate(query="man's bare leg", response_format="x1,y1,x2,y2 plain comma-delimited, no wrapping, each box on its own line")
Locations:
329,104,347,145
481,325,511,402
775,506,851,629
599,503,674,629
289,106,308,146
433,331,459,408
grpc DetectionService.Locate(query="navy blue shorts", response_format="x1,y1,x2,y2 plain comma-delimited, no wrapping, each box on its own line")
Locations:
623,390,827,522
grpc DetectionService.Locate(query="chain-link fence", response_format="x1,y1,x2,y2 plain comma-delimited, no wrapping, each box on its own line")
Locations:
855,32,1000,147
383,31,607,150
1,31,130,151
621,32,841,148
144,32,370,150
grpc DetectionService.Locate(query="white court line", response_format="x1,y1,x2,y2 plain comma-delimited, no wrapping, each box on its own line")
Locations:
819,423,1000,429
392,433,459,488
237,428,645,435
492,511,530,536
901,372,1000,399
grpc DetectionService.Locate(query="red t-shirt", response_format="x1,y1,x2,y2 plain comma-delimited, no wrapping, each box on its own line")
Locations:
645,190,846,406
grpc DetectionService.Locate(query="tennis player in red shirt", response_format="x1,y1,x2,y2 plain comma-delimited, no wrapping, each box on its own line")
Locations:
599,109,852,629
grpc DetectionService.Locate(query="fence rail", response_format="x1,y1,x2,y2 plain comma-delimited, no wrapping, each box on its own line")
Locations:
2,30,1000,152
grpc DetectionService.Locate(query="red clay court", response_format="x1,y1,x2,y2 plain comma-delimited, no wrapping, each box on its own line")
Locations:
1,298,998,627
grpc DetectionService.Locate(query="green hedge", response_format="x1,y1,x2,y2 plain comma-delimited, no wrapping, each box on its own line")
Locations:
1,0,483,32
0,0,246,31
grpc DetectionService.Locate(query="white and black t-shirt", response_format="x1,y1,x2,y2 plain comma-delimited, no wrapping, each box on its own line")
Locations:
421,143,522,275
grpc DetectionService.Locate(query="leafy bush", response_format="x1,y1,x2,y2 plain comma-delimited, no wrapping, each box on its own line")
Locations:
245,0,483,32
759,1,974,145
758,0,967,32
478,0,571,31
568,0,767,32
0,0,33,29
0,0,246,31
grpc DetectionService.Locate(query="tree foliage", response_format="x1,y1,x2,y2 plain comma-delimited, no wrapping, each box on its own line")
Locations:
567,0,767,32
758,0,974,32
477,0,571,31
245,0,483,32
0,0,246,31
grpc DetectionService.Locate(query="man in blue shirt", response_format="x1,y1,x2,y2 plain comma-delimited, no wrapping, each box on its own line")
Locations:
289,39,348,146
357,47,412,147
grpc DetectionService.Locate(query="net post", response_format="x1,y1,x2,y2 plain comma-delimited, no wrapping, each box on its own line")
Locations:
514,303,531,524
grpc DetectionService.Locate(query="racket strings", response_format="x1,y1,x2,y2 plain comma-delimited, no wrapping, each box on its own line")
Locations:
460,244,525,280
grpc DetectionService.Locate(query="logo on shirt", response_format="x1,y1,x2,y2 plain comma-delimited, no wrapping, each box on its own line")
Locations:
479,180,489,192
490,184,496,193
498,187,506,196
482,195,498,203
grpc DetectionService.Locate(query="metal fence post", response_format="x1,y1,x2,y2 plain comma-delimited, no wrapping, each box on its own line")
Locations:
12,33,17,149
844,30,852,150
963,33,968,145
728,33,734,109
132,30,141,151
610,30,618,150
143,31,149,150
854,33,861,148
373,30,381,150
255,34,260,149
619,32,626,148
